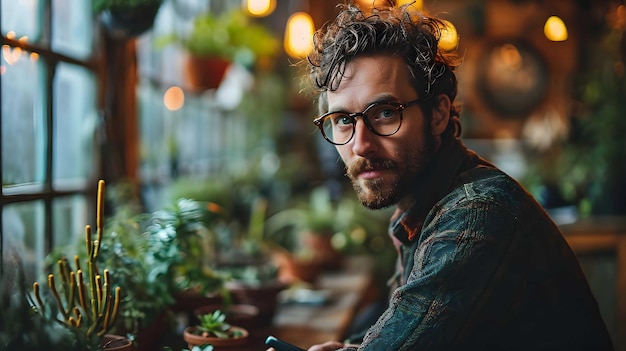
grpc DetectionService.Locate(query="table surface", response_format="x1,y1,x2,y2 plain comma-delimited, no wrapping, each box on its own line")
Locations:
238,255,375,350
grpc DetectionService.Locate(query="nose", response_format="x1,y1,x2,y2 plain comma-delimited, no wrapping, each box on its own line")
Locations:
350,119,378,156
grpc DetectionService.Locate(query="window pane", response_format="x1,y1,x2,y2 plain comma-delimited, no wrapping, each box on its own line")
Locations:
51,0,93,60
138,82,170,179
2,201,45,283
52,195,88,250
53,62,97,187
1,0,42,40
1,51,47,187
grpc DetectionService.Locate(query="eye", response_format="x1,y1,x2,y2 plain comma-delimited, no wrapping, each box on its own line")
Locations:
332,114,353,126
371,104,399,121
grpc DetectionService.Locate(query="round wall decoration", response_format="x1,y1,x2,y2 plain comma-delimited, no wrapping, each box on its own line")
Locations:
477,40,549,118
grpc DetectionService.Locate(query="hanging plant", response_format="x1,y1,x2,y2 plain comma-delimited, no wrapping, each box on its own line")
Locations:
156,9,279,91
93,0,164,40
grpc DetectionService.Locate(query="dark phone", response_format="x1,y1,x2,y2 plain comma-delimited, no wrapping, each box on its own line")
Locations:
265,335,306,351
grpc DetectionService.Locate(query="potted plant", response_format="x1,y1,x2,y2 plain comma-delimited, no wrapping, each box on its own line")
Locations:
93,0,164,39
0,250,93,351
158,9,279,91
43,182,179,351
38,184,230,350
183,310,249,350
193,303,259,332
144,198,227,314
29,180,133,350
264,186,353,283
95,184,173,351
213,198,287,325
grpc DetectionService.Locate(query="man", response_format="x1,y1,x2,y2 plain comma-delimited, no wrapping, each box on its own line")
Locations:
272,2,613,351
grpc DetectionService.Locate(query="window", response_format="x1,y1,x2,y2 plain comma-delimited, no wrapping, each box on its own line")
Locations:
135,0,287,211
1,0,100,282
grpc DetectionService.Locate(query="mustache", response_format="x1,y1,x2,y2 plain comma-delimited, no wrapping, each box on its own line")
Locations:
347,158,396,178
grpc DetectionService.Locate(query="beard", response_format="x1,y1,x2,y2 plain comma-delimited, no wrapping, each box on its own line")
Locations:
346,130,437,209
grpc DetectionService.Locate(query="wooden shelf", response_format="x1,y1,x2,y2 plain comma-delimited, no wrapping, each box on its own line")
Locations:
561,216,626,350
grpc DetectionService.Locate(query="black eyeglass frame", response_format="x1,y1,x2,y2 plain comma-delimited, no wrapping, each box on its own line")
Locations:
313,98,422,145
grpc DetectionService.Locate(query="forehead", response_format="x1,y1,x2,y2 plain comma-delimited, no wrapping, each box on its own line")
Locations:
327,54,415,110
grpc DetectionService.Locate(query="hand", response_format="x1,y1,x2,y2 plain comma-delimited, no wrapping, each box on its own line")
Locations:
266,341,358,351
307,341,347,351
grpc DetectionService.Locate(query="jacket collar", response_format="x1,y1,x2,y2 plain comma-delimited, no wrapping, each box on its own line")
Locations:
390,137,480,245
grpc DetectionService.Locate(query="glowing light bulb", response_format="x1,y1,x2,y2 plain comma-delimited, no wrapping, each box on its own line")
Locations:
544,16,568,42
245,0,275,17
284,12,315,58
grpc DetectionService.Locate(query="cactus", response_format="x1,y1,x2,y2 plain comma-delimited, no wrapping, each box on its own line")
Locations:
32,180,121,338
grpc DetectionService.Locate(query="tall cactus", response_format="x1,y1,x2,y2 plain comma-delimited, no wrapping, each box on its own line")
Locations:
32,180,121,337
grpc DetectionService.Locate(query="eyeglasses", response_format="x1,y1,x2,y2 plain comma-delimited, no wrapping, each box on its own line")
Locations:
313,98,421,145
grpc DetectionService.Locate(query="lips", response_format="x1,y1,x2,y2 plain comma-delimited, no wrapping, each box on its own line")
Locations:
358,168,388,180
348,158,395,180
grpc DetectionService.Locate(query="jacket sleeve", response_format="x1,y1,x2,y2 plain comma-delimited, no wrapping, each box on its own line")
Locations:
352,198,519,351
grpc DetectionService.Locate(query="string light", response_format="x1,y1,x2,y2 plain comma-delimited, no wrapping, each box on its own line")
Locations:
284,12,315,58
244,0,275,17
544,16,568,42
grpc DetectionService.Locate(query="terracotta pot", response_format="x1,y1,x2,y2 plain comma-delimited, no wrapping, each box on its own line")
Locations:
194,304,260,330
302,232,343,270
173,290,224,313
183,326,249,349
101,334,134,350
225,279,287,325
185,56,231,92
272,250,322,284
134,312,169,351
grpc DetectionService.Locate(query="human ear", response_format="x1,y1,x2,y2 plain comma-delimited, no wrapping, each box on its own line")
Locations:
430,94,451,136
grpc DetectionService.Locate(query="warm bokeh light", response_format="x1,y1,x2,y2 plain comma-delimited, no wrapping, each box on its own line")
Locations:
245,0,275,17
438,20,459,52
6,31,16,40
544,16,568,42
2,45,23,65
498,44,522,69
618,5,625,30
355,0,388,7
284,12,315,58
395,0,423,10
30,52,39,62
356,0,423,12
163,86,185,111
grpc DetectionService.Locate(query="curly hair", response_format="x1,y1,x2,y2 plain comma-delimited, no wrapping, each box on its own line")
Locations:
306,2,463,137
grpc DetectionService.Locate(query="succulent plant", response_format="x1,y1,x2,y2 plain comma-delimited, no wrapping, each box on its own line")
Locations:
31,180,122,340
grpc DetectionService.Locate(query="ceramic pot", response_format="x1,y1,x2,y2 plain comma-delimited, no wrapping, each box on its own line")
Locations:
174,290,224,313
99,4,161,40
101,334,134,350
225,279,287,325
183,326,249,349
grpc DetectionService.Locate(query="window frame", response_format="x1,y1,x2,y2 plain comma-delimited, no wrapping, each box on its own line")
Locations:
0,2,104,274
